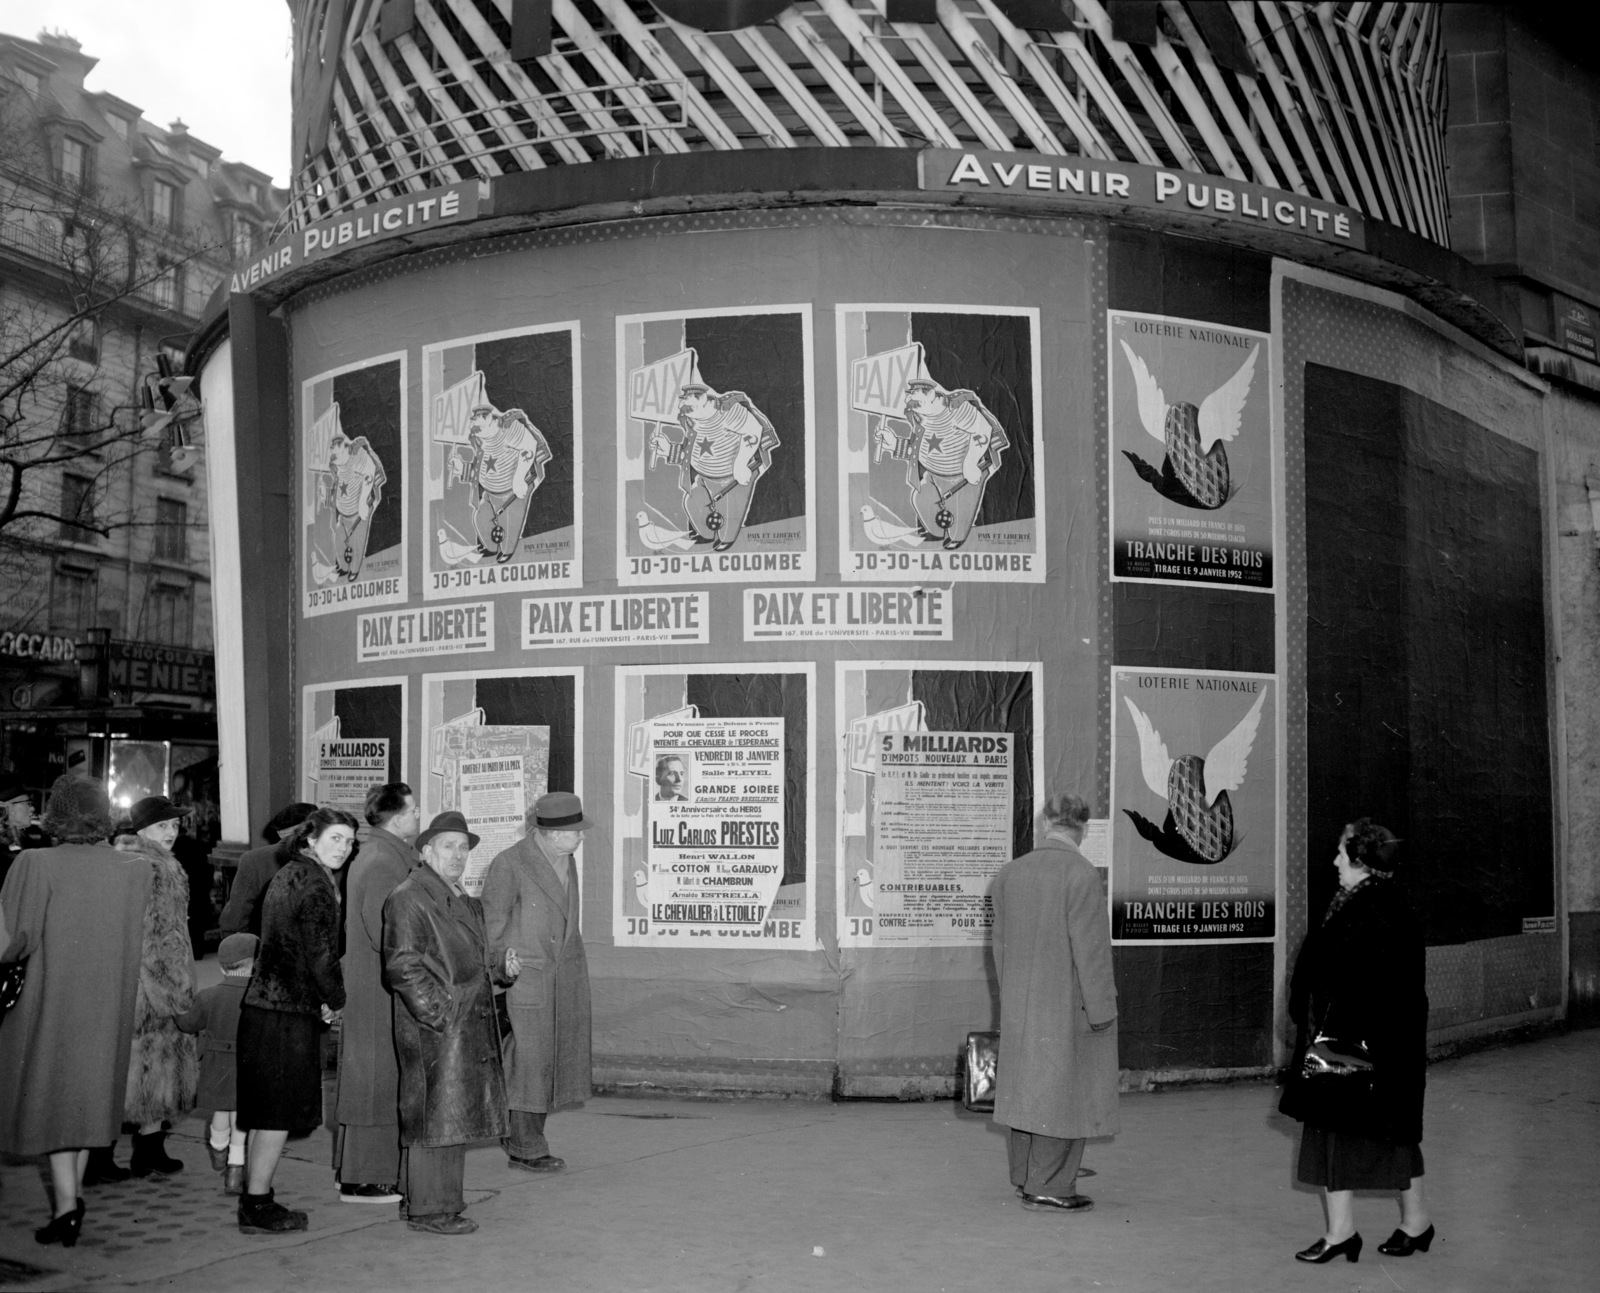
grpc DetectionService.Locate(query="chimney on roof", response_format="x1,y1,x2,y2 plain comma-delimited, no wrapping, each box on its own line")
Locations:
38,30,83,52
169,119,189,136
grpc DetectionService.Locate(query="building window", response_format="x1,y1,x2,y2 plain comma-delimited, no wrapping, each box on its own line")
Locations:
194,155,208,178
60,137,88,186
232,216,255,260
150,262,179,310
151,180,176,229
63,385,98,446
52,566,95,633
107,114,128,139
60,473,98,542
154,497,187,561
149,584,190,646
67,317,99,362
12,67,39,96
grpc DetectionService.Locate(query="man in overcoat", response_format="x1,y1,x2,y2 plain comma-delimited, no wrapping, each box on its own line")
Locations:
990,794,1118,1212
382,812,519,1235
480,791,593,1173
333,782,419,1203
218,802,316,938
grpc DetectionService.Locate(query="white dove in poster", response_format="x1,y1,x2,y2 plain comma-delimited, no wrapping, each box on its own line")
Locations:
854,867,875,909
1119,338,1258,510
859,504,923,548
633,868,648,906
310,550,339,586
636,510,698,552
437,528,483,566
1123,683,1268,863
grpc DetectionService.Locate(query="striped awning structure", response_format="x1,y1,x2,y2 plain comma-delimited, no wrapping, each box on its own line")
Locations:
283,1,1449,245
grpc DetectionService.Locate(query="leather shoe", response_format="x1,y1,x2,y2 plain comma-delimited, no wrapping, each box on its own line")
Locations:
222,1165,246,1196
1377,1224,1434,1256
407,1213,479,1235
508,1154,565,1173
1295,1233,1362,1263
207,1143,229,1171
1020,1192,1093,1212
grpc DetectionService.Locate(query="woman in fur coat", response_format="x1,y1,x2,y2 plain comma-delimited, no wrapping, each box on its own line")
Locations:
115,796,200,1175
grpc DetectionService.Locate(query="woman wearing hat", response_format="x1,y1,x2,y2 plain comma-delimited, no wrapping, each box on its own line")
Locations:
113,796,201,1177
0,774,153,1248
235,806,357,1234
1280,818,1433,1264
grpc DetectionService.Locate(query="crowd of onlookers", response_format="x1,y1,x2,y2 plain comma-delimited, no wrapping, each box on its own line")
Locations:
0,771,595,1245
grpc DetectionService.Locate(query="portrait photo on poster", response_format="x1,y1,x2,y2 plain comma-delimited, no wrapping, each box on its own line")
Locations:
1107,311,1274,591
613,662,816,950
616,306,815,586
1109,667,1278,944
420,321,581,600
420,668,582,898
300,678,409,812
835,661,1045,949
836,304,1044,584
302,353,408,617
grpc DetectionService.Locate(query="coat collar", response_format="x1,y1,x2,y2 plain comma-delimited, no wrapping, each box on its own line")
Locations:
409,859,473,915
521,832,573,909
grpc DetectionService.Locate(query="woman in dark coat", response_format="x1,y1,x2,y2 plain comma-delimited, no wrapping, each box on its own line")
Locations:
234,807,357,1235
0,775,152,1248
1280,818,1433,1264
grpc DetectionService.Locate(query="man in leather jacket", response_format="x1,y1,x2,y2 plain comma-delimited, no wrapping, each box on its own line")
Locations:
382,812,519,1235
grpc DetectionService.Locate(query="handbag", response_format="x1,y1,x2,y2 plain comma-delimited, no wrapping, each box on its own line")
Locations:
1300,1030,1374,1080
0,960,24,1015
963,1030,999,1112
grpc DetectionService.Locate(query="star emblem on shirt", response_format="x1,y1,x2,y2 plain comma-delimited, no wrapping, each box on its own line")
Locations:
924,433,943,452
698,437,715,456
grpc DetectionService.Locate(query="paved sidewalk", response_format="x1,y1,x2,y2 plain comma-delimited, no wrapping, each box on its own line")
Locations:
3,1028,1596,1292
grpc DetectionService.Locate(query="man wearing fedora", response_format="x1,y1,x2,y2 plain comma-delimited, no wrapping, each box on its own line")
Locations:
382,811,519,1235
481,791,594,1173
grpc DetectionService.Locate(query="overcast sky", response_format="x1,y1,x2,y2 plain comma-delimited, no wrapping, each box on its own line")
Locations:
10,0,292,185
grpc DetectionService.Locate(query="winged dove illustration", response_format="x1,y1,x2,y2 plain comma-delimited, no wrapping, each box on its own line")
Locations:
437,527,483,566
859,504,924,549
1119,339,1259,510
1122,684,1269,863
636,510,699,552
853,867,876,909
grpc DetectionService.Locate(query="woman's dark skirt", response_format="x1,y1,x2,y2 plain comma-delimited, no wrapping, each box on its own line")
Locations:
236,1005,322,1132
1298,1124,1423,1191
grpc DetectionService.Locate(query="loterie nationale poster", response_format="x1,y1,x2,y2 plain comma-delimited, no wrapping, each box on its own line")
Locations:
1110,667,1277,944
836,305,1044,583
614,663,815,949
1108,311,1273,591
302,354,408,617
617,307,814,587
420,322,581,601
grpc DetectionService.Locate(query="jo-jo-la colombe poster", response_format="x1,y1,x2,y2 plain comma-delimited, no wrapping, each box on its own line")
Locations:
1108,311,1273,591
837,305,1044,583
420,322,580,600
616,306,814,586
302,354,408,616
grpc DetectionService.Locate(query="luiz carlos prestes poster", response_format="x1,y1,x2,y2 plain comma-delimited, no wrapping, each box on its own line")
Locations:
1108,311,1273,591
1110,668,1277,944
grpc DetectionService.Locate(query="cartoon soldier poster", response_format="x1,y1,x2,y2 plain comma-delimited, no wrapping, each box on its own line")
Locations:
302,354,407,617
617,306,814,586
421,322,579,600
1108,311,1274,591
1110,667,1278,944
837,305,1044,583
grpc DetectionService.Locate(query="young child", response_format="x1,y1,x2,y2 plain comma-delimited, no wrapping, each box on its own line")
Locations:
175,932,255,1193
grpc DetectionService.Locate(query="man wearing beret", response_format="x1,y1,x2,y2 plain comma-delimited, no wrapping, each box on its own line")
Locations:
481,792,594,1173
382,812,518,1235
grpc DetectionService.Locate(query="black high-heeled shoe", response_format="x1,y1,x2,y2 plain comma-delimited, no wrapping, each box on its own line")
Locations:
34,1198,85,1248
1377,1224,1435,1256
1295,1232,1362,1263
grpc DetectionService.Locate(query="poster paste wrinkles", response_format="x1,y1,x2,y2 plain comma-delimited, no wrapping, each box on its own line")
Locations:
837,305,1044,584
617,307,814,586
421,323,581,599
1107,311,1274,590
302,354,408,616
1111,667,1277,944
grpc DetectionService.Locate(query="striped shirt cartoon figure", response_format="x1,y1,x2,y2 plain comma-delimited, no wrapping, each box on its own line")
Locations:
317,426,386,583
457,402,552,564
874,356,1009,551
649,359,779,552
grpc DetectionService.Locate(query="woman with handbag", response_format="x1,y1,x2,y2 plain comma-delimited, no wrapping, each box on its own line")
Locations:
234,806,356,1235
0,774,153,1248
1280,818,1433,1264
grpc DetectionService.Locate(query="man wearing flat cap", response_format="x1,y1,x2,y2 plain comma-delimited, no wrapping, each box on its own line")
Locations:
382,812,519,1235
481,791,594,1173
